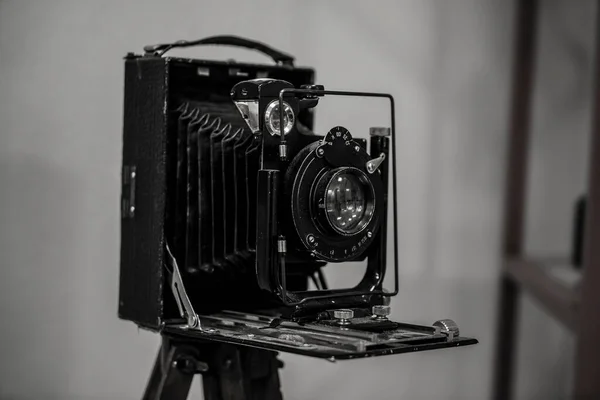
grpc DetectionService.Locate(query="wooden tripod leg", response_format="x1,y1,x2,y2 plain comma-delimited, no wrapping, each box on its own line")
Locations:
142,336,283,400
203,344,283,400
142,337,205,400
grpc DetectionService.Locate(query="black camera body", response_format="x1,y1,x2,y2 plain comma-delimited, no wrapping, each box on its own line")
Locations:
119,54,393,323
118,43,318,328
119,36,476,360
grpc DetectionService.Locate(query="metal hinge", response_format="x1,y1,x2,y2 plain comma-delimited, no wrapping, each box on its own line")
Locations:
277,236,287,254
122,165,136,218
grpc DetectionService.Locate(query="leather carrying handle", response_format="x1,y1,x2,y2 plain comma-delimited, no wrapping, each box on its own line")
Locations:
143,35,295,66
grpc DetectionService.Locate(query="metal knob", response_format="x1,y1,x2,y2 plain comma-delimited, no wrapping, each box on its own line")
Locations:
333,309,354,325
372,305,391,319
433,319,460,338
369,127,391,137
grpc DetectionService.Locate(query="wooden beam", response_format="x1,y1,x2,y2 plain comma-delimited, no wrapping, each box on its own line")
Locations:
492,0,539,399
504,258,579,332
574,2,600,396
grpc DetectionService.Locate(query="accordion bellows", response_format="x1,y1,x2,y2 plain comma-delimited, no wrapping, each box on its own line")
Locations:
119,53,314,329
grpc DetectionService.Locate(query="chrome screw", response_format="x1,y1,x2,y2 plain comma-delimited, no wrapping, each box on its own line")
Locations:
372,305,391,320
333,309,354,325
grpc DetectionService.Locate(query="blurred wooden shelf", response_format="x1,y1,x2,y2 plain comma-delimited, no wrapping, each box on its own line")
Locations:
493,0,600,397
503,257,581,332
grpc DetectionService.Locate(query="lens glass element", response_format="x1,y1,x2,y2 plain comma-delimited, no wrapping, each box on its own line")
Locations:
264,100,295,136
325,170,374,235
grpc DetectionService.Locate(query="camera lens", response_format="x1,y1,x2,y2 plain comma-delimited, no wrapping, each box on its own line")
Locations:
324,169,375,235
264,100,295,136
291,141,383,261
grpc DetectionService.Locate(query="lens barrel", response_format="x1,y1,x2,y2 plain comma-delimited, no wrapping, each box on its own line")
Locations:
317,167,375,236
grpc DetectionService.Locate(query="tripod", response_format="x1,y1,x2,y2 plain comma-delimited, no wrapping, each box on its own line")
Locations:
143,335,284,400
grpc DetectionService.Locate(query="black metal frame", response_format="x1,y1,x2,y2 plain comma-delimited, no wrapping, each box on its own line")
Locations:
276,88,399,306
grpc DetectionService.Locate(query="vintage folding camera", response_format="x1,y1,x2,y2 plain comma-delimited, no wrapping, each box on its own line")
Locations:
119,36,476,360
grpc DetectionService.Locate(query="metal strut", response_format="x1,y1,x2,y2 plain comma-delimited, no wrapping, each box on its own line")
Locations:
164,244,200,329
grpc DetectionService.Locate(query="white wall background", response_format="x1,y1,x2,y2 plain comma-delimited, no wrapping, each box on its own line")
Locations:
0,0,594,399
